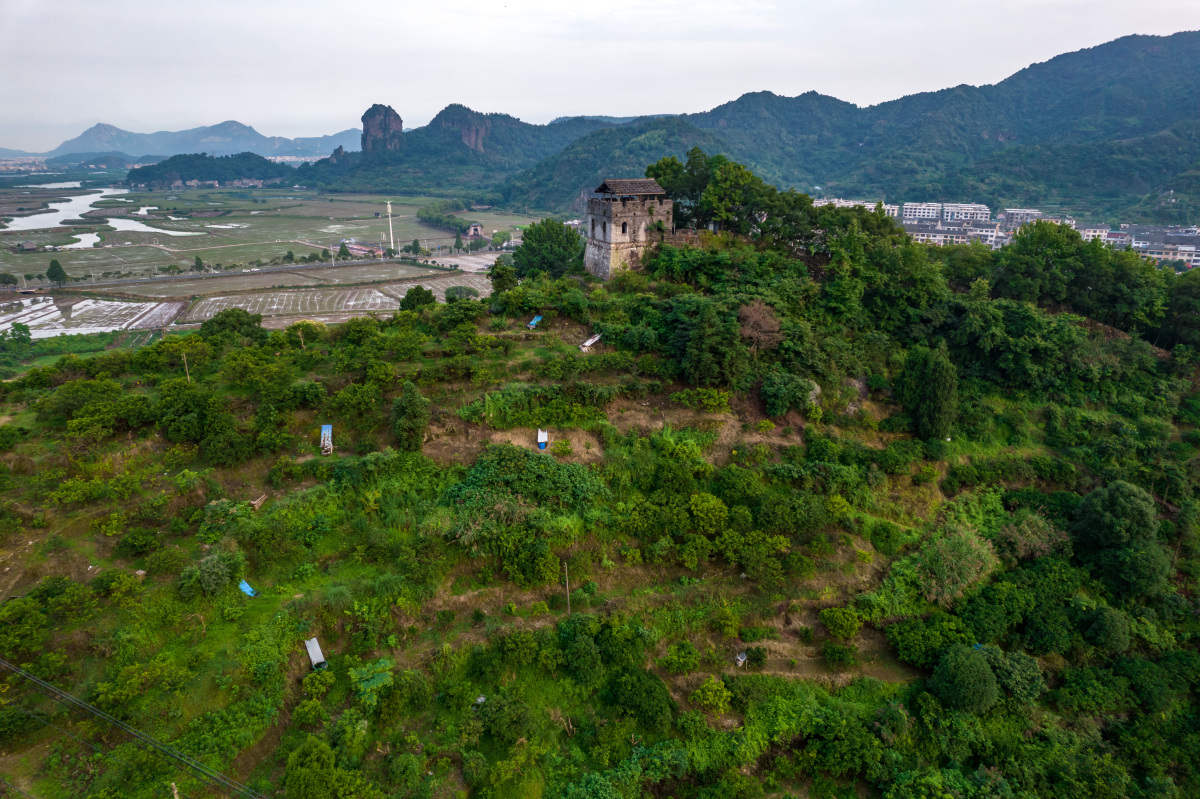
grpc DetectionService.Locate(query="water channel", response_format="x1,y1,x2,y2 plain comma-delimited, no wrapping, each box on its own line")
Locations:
1,187,202,239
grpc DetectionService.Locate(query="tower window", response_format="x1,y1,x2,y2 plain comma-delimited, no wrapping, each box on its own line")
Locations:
602,221,606,235
591,219,595,235
621,222,627,234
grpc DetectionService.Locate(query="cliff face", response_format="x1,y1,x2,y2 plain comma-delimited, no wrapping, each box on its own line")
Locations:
434,104,491,152
361,104,404,154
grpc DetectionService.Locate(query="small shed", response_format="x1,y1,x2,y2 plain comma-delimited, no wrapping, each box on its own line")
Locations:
579,333,601,353
527,315,542,330
305,637,327,671
537,429,548,450
467,222,483,237
19,242,36,252
320,425,333,456
736,651,748,668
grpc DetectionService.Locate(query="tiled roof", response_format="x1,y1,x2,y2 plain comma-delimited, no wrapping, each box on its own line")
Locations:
594,178,665,195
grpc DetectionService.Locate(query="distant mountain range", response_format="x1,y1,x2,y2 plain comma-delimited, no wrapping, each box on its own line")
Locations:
305,31,1200,223
1,121,362,159
7,31,1199,223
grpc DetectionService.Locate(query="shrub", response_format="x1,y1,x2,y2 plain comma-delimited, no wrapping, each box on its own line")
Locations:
746,645,767,668
690,676,732,715
551,439,573,457
603,667,675,731
285,736,337,799
993,510,1070,566
480,693,532,745
659,641,701,674
822,640,859,670
760,368,813,417
819,607,862,641
913,524,998,607
930,645,998,714
445,285,480,302
391,381,430,452
399,285,436,311
980,645,1045,704
670,388,731,413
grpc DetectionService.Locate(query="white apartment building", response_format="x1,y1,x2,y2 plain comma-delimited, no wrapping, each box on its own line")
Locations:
812,198,900,218
942,203,991,222
903,202,942,221
1079,226,1109,242
1002,208,1042,230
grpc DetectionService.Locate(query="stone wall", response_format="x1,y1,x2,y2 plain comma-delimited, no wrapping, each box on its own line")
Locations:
584,196,674,280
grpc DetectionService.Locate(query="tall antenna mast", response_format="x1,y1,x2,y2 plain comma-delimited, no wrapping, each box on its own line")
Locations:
386,199,395,255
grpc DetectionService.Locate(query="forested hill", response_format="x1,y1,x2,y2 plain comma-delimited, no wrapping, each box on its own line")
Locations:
126,152,295,186
500,117,727,212
295,105,615,195
7,151,1200,798
504,31,1200,220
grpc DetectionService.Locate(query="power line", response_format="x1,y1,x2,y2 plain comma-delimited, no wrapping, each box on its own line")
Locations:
8,704,199,799
0,773,38,799
0,659,267,799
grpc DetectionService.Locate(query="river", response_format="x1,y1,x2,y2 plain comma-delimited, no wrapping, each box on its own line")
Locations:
1,187,202,237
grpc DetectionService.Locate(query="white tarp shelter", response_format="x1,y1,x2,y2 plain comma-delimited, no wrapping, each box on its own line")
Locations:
305,637,327,671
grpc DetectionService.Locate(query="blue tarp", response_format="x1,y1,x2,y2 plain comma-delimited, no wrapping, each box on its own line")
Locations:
527,315,542,329
239,579,258,597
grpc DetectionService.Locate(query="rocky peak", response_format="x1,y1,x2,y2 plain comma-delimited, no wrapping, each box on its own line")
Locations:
361,104,404,154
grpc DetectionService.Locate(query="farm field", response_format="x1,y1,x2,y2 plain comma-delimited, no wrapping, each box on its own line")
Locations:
180,274,492,323
0,295,184,337
1,186,540,284
94,261,445,297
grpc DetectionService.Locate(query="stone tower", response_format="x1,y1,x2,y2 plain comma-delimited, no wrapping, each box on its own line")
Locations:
584,179,673,281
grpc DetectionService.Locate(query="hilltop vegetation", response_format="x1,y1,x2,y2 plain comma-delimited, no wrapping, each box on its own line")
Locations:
502,32,1200,220
296,106,613,195
127,152,294,187
4,153,1200,799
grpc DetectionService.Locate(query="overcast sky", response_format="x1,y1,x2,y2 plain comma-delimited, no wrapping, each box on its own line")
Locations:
2,0,1199,151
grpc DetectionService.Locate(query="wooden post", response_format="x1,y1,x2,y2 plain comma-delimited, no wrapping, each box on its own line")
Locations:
564,560,570,615
182,352,190,383
298,329,305,350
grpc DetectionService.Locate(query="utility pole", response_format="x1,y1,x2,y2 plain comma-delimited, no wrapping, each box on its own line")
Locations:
182,352,190,383
564,560,571,615
386,199,395,255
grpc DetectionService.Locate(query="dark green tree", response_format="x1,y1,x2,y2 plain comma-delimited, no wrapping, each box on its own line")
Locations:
285,736,335,799
489,259,518,294
513,219,583,278
391,381,429,452
399,285,435,311
194,255,203,270
0,273,17,288
1085,606,1131,653
199,308,268,344
669,298,748,387
897,345,958,440
602,667,675,732
760,368,812,417
337,242,351,259
930,645,998,714
454,232,464,252
46,259,67,286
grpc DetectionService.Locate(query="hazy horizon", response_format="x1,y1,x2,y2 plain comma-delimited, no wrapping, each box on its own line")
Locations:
3,0,1200,151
